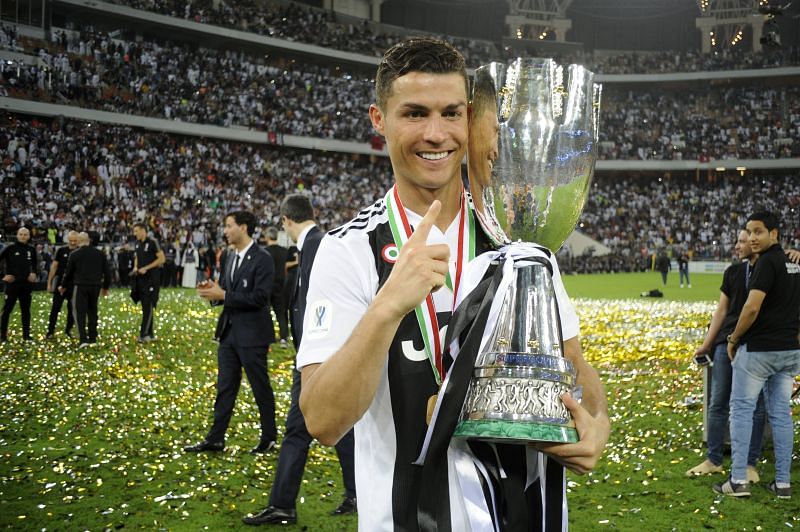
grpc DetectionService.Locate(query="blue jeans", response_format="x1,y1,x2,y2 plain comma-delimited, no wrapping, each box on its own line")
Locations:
730,344,800,483
679,269,690,285
707,344,766,466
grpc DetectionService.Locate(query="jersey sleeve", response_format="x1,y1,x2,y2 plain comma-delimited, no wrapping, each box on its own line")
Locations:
296,234,377,369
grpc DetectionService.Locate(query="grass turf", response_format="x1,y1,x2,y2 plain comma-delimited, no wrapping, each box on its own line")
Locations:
0,279,798,530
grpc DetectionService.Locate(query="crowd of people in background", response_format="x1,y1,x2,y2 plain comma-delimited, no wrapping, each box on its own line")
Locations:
1,114,798,278
105,0,800,73
2,25,797,159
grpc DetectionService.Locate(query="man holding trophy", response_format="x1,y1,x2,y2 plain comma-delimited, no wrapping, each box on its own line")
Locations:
296,37,610,530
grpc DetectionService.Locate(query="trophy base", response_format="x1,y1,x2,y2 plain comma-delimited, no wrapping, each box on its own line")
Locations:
453,419,578,444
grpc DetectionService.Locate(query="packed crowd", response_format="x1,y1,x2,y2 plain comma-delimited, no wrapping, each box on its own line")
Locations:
3,26,799,160
599,85,800,160
106,0,500,66
107,0,800,73
576,172,800,266
2,115,798,274
5,28,377,141
0,116,394,264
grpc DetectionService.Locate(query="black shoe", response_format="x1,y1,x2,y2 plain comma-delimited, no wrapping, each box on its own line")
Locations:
183,440,224,453
250,440,276,455
45,332,55,340
331,497,357,516
242,506,297,526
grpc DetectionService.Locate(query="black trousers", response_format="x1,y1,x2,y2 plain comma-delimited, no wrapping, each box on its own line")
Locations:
1,282,32,340
136,277,158,338
270,367,356,509
72,285,101,343
271,287,289,341
47,287,75,335
206,336,277,445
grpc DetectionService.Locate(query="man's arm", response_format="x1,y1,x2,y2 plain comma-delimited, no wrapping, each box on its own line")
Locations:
695,292,730,357
726,289,766,359
300,202,449,446
47,258,59,293
27,247,38,283
536,337,610,475
139,249,165,274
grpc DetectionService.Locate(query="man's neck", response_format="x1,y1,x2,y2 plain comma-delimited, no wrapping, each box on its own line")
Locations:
395,178,462,231
747,255,757,266
293,221,316,242
236,237,253,253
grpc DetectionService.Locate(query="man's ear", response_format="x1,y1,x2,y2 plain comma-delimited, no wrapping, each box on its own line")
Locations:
369,104,385,136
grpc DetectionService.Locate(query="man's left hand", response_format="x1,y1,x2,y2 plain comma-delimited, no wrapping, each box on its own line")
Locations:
534,393,610,475
197,280,225,301
727,341,737,361
27,273,37,283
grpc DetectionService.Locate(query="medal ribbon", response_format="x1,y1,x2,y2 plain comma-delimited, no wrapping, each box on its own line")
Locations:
385,185,475,385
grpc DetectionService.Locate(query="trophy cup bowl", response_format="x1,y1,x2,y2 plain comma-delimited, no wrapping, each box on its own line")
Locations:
455,58,601,444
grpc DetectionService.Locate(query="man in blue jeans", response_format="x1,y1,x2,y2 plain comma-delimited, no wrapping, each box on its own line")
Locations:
715,211,800,499
687,229,765,482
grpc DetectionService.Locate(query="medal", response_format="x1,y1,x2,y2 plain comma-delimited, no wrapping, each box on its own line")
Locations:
426,393,438,425
385,185,475,387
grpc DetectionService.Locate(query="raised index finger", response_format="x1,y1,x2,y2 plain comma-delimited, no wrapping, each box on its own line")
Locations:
406,200,441,246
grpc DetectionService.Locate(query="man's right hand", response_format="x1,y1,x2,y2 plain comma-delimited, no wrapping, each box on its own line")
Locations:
2,274,15,283
693,345,710,359
374,200,450,319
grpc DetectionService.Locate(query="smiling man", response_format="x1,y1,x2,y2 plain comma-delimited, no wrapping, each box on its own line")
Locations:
295,38,609,531
715,212,800,499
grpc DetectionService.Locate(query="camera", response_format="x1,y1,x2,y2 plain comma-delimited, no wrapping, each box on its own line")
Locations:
694,353,713,366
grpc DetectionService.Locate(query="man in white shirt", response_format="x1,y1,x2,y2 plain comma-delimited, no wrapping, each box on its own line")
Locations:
296,38,610,530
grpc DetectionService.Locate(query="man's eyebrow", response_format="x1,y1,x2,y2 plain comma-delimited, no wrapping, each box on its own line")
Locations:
397,102,467,112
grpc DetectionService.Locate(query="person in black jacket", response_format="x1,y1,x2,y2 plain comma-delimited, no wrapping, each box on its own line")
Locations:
132,223,165,342
46,230,78,339
185,211,278,455
0,227,38,342
262,226,289,345
61,232,112,347
243,194,355,526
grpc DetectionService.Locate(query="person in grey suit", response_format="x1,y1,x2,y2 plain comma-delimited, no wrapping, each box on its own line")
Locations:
243,194,356,526
185,211,278,455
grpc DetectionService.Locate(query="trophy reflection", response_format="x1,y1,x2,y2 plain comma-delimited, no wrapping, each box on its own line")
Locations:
455,58,601,444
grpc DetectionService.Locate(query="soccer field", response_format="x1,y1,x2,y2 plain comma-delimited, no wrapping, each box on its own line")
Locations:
0,277,798,530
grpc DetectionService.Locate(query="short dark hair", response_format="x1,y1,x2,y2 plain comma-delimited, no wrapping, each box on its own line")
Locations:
266,226,279,240
375,37,468,110
747,211,780,233
280,194,314,223
226,211,257,237
132,222,147,231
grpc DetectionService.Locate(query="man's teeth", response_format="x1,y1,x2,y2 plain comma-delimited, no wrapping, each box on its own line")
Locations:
419,151,449,161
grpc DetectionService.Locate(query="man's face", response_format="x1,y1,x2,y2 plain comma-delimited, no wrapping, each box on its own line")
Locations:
734,229,753,260
746,220,778,254
369,72,468,193
67,233,79,249
133,226,146,241
16,228,30,244
223,216,245,247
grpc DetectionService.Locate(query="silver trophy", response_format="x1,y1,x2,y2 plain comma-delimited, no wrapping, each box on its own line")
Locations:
454,58,601,444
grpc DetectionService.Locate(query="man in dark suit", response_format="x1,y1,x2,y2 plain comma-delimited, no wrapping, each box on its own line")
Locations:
185,211,278,455
243,195,355,526
261,227,289,345
60,232,112,347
